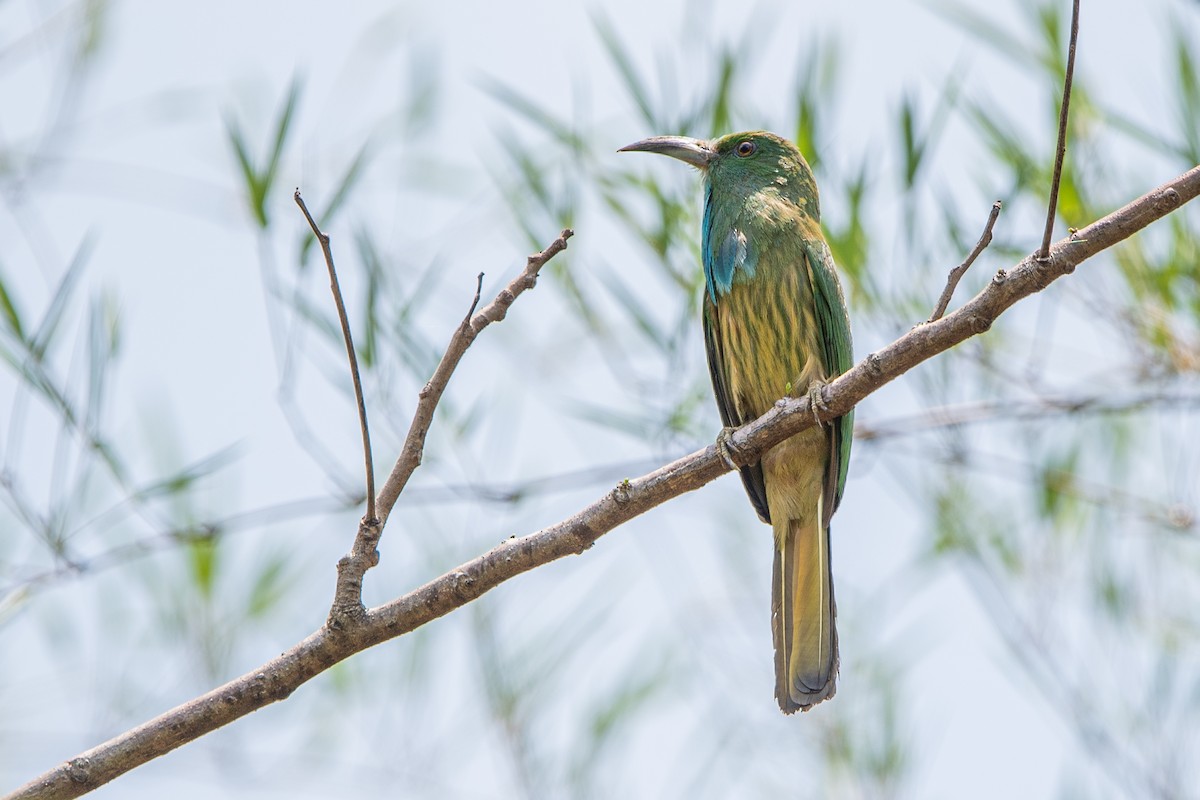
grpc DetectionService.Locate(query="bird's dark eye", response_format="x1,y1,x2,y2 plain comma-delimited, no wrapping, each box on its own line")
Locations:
735,140,756,157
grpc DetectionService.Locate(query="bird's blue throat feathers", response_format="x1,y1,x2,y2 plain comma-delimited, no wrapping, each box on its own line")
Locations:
702,182,759,299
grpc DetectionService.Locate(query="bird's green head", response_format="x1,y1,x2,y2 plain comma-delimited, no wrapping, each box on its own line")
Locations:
619,130,819,218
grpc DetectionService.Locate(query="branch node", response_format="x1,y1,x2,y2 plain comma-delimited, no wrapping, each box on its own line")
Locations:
867,353,884,376
1161,187,1182,209
452,571,476,596
68,758,93,785
327,516,382,628
572,529,596,554
970,315,992,334
992,268,1008,284
419,383,433,399
612,479,633,505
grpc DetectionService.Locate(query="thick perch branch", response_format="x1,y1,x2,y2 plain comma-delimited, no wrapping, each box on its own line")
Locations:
7,167,1199,800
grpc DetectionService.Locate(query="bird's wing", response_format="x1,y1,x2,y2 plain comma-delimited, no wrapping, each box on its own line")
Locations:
703,297,771,523
804,237,855,520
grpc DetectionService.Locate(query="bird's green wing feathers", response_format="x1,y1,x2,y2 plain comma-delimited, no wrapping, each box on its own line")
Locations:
804,238,854,516
703,298,771,523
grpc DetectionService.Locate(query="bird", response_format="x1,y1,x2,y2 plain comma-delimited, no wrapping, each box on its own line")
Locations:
619,131,854,713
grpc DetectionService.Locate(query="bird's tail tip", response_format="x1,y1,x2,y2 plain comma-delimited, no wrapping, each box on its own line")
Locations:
776,659,839,714
772,517,839,714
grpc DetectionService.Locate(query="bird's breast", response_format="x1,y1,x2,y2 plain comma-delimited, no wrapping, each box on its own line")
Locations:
716,248,824,423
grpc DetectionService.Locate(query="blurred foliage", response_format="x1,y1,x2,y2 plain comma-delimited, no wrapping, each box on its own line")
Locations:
226,78,302,230
2,1,1200,799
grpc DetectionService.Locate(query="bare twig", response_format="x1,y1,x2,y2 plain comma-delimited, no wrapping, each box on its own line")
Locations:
327,230,574,626
928,201,1002,322
1038,0,1081,260
294,189,376,522
9,165,1199,800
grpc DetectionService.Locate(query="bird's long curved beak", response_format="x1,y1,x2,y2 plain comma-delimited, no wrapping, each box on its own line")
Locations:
618,135,714,168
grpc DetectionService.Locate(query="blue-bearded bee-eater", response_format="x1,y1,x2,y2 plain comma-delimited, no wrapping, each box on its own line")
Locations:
620,131,854,712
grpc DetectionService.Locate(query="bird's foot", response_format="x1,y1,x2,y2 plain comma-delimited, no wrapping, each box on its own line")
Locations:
715,426,740,471
807,379,831,427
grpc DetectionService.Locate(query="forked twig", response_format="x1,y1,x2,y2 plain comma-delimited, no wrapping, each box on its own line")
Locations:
327,229,574,625
928,201,1002,322
374,229,574,526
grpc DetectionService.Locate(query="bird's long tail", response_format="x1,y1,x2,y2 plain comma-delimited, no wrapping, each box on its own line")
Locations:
772,513,838,713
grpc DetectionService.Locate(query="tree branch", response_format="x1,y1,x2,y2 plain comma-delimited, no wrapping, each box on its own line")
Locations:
7,168,1198,800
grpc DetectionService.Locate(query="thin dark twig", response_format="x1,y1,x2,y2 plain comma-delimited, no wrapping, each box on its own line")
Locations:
928,201,1002,322
1038,0,1081,260
466,272,484,324
294,189,376,522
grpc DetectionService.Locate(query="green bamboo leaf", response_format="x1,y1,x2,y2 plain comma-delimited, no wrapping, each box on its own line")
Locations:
588,659,671,745
263,77,302,201
593,13,656,128
480,80,583,151
247,553,291,619
225,118,262,224
186,535,219,601
225,77,302,228
899,94,919,189
84,293,117,433
1174,28,1200,164
708,49,736,135
140,444,243,498
0,275,24,338
597,266,668,350
31,234,95,360
792,39,838,174
298,139,375,265
929,0,1031,65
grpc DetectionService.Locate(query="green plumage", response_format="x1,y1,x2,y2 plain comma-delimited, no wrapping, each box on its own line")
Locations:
621,131,853,713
